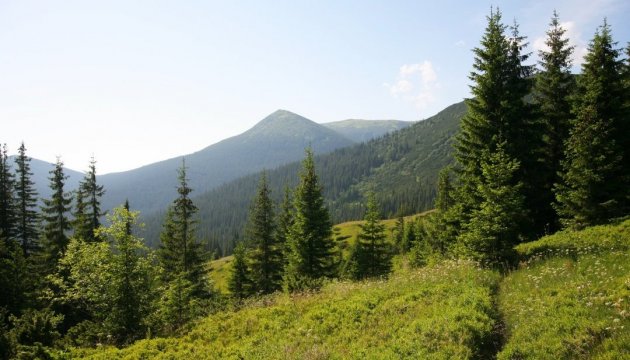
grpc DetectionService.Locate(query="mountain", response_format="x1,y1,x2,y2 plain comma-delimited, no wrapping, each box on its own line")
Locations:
7,156,84,202
99,110,355,215
142,101,466,253
322,119,414,143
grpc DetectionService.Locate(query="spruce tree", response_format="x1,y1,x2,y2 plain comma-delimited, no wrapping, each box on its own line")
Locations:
0,144,16,245
355,192,391,279
555,20,628,228
534,11,575,233
284,149,335,291
158,159,208,298
246,172,283,294
14,142,39,256
41,158,73,270
228,241,251,299
435,167,454,213
78,157,105,242
457,143,525,266
72,187,91,241
451,9,533,251
95,206,155,345
393,214,405,254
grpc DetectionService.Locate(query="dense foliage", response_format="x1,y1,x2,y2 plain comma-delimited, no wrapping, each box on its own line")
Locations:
73,261,501,359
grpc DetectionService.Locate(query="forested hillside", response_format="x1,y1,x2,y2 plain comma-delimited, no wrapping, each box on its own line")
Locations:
142,101,466,254
322,119,413,143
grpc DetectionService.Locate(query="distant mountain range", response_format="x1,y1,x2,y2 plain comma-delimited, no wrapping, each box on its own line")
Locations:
13,111,414,217
323,119,413,143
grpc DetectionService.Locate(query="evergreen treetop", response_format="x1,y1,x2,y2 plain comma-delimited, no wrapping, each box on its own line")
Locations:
245,172,283,294
41,158,73,269
284,148,335,291
555,20,628,228
14,142,39,256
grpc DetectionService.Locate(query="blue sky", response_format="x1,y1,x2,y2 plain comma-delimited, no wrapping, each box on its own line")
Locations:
1,0,628,174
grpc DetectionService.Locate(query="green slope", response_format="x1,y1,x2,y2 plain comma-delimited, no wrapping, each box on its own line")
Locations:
73,261,500,359
76,220,630,359
498,220,630,359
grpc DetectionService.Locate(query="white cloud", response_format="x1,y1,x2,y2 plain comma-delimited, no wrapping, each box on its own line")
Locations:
385,60,439,110
532,21,589,67
454,40,466,48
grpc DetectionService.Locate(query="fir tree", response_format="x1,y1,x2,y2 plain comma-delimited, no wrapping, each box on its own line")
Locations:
393,214,405,254
435,167,455,213
41,158,73,270
228,241,251,299
354,192,391,279
555,20,628,228
72,187,91,241
158,159,209,298
14,142,39,256
534,11,575,233
0,144,16,245
457,143,525,266
77,157,105,242
246,172,283,294
284,149,335,291
451,9,533,249
95,206,156,345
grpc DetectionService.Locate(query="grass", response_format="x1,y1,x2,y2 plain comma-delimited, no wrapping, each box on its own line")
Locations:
71,219,630,359
72,261,500,359
208,255,233,294
498,220,630,359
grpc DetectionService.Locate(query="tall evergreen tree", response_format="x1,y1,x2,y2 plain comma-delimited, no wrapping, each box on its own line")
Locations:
393,214,405,254
451,9,533,250
14,142,39,256
0,144,16,245
228,241,251,299
158,159,208,298
555,20,628,228
354,192,391,279
457,143,525,266
246,172,283,294
534,11,575,233
435,167,455,213
95,206,155,345
77,157,105,242
72,187,91,241
284,149,335,291
41,158,73,270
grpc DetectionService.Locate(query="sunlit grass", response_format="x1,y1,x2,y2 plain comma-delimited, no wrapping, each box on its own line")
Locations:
498,220,630,359
73,261,499,359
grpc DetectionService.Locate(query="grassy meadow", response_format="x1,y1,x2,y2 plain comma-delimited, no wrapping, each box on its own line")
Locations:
72,219,630,359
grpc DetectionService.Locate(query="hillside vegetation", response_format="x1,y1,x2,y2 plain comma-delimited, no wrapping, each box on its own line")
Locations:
498,220,630,359
210,212,429,294
73,260,500,359
75,219,630,359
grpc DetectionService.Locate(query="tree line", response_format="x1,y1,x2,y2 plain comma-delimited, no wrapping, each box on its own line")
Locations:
398,10,629,267
0,145,219,357
228,149,393,299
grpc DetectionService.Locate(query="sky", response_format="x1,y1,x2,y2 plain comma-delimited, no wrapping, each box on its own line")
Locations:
1,0,629,174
